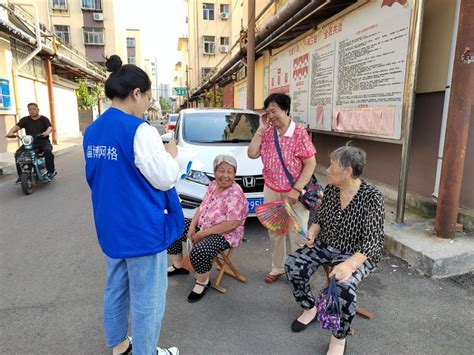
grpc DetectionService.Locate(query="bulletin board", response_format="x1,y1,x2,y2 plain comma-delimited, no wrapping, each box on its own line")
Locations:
0,79,12,110
269,0,416,141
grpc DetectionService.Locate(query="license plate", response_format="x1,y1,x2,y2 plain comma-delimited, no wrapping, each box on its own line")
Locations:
248,197,264,213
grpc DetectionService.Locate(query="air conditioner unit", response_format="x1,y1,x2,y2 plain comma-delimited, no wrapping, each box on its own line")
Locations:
220,12,229,19
93,13,104,21
219,45,229,53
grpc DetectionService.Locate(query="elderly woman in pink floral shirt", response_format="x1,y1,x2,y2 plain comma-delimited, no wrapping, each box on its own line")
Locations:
167,154,248,302
248,93,317,283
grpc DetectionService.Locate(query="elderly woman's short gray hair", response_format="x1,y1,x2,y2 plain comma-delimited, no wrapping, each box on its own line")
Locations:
213,154,237,173
330,144,366,178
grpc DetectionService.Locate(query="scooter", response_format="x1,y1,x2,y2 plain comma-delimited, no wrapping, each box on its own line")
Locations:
7,134,54,195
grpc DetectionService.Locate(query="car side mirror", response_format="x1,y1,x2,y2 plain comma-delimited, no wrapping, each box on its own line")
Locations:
161,132,173,143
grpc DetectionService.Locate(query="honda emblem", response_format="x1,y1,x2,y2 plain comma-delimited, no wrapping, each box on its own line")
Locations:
242,176,256,188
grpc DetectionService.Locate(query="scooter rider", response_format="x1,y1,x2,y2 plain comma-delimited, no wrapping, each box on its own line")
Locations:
6,103,56,183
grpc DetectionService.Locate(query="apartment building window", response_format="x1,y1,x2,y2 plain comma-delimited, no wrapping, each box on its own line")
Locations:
220,37,229,46
81,0,102,10
52,0,68,10
201,67,212,80
220,4,230,15
54,25,70,45
203,3,214,20
128,55,136,65
126,37,136,48
83,27,105,45
202,36,215,54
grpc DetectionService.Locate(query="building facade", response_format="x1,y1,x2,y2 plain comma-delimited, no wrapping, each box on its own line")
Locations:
0,1,106,157
185,0,235,91
125,29,143,67
144,57,159,100
183,0,277,107
18,0,129,66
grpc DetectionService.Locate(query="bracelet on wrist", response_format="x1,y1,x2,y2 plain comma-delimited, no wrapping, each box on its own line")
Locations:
292,186,303,194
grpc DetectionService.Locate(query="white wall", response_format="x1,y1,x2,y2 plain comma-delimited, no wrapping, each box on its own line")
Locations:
53,85,80,139
17,76,81,140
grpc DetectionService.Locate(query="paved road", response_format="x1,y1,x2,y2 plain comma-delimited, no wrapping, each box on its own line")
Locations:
1,151,472,354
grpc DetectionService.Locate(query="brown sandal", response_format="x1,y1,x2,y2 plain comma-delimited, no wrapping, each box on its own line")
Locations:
264,272,285,283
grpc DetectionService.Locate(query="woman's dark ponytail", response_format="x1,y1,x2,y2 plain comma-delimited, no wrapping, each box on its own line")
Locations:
105,55,122,73
104,55,151,100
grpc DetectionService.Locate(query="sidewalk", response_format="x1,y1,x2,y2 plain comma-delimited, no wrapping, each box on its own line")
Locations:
0,136,83,176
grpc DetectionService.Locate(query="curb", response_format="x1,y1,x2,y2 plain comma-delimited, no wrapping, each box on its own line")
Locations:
384,223,474,278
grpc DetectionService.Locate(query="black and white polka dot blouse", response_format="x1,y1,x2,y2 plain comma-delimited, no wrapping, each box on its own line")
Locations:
312,180,385,264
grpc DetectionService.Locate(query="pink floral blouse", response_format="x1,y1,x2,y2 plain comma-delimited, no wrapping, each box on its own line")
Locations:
198,180,248,247
260,121,316,192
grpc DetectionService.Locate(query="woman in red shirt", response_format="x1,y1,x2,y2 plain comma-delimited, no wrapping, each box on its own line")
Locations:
248,93,317,283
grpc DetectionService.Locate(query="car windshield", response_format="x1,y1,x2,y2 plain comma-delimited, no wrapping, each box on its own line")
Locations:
183,111,260,143
169,114,178,123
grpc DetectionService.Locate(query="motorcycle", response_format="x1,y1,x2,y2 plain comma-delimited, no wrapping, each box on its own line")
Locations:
7,134,54,195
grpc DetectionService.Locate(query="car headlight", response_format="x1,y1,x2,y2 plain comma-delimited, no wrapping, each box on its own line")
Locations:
186,170,211,185
22,135,33,146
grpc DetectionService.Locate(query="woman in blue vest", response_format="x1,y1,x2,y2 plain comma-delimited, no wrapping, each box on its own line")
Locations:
83,55,184,355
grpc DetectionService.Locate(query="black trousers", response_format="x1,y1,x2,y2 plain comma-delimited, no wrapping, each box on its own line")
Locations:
168,218,230,274
285,239,376,339
15,141,55,175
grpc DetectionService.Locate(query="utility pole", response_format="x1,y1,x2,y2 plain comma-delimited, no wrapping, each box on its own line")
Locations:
44,56,58,144
435,0,473,238
246,0,255,110
186,65,190,106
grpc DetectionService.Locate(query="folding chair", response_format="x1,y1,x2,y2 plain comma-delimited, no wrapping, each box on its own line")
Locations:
323,265,374,320
212,248,246,293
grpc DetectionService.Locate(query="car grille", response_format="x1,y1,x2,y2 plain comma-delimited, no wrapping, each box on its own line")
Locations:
235,175,264,193
208,174,264,193
179,194,202,209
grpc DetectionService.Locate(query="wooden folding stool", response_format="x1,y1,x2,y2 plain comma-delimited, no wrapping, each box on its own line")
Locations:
212,248,247,293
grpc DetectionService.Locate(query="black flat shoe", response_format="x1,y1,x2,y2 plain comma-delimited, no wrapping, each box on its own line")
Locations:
187,280,210,303
291,314,317,332
167,265,190,276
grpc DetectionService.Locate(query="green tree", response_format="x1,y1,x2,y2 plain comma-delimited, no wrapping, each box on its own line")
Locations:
76,79,103,110
159,96,172,112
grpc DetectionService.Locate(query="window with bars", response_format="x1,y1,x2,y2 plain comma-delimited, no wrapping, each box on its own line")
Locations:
83,27,105,45
127,56,136,65
220,37,229,46
201,67,212,80
203,3,214,20
220,4,230,15
52,0,68,10
203,36,215,55
126,37,136,48
54,25,70,45
81,0,101,10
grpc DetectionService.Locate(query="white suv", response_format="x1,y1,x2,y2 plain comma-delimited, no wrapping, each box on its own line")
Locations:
163,108,264,219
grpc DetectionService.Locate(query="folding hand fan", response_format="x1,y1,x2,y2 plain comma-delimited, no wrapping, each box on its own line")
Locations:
284,201,308,241
255,200,291,235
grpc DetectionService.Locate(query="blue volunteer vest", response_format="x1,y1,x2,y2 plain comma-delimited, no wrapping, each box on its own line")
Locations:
83,107,184,258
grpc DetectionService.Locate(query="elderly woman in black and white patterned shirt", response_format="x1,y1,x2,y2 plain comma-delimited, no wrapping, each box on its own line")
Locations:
285,144,384,355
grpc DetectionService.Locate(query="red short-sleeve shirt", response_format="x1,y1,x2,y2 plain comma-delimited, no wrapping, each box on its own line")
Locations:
260,121,316,192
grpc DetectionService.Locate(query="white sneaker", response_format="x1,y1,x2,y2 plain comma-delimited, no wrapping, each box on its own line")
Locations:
157,346,179,355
